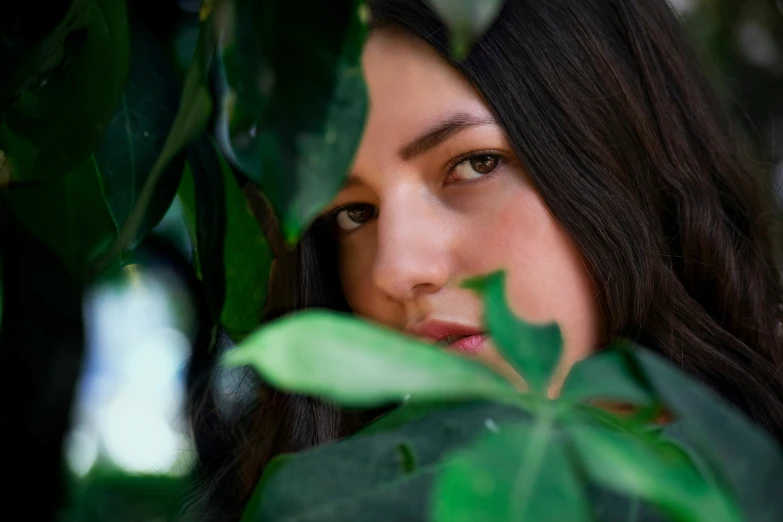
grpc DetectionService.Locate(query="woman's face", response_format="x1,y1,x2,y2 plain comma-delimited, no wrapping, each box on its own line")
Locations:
323,29,604,392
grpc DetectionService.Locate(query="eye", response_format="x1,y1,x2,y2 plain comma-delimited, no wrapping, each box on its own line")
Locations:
450,153,501,182
335,204,378,231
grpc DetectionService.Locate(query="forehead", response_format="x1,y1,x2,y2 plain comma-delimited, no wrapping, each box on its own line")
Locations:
360,29,493,139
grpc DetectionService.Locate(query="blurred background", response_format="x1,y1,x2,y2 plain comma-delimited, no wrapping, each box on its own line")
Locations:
674,0,783,189
21,0,782,520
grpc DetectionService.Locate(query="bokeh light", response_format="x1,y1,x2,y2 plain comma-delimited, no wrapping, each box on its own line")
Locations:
67,263,196,477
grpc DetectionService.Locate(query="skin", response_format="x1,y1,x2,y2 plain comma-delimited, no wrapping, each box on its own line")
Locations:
322,29,606,394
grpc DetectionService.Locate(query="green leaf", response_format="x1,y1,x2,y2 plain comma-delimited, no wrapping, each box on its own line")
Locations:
463,271,562,395
179,138,273,341
241,455,294,522
3,156,118,281
244,401,528,522
425,0,504,60
91,20,214,276
94,17,186,236
0,0,88,107
0,0,130,185
215,0,369,243
223,311,516,407
568,423,743,522
631,348,783,521
359,401,460,436
179,150,223,313
433,418,590,522
560,346,656,407
177,163,202,271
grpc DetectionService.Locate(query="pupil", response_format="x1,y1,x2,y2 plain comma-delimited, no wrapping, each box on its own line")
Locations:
348,205,372,222
471,155,496,174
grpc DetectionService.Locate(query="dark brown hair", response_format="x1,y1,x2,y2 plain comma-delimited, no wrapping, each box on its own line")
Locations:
190,0,783,518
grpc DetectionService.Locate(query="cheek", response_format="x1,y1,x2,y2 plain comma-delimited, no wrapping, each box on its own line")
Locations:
463,183,604,365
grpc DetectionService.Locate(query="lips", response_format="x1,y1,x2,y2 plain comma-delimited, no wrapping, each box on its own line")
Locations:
406,320,488,356
446,333,488,355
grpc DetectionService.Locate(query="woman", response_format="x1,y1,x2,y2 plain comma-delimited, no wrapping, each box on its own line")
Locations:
193,0,783,518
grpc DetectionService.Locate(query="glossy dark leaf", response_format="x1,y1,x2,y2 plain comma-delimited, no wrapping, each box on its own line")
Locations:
215,0,369,243
179,137,272,341
425,0,504,59
560,346,656,407
631,348,783,521
244,402,527,522
179,143,225,322
433,419,590,522
94,17,186,236
241,455,293,522
463,271,562,395
0,0,87,107
3,156,118,281
359,401,459,436
217,161,272,339
0,0,130,185
224,311,516,407
568,422,743,522
92,20,214,275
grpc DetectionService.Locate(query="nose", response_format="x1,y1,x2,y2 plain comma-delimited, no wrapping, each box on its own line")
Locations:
371,188,451,302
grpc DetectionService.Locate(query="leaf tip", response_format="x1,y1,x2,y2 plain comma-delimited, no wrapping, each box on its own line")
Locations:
282,216,303,247
221,348,250,369
449,37,472,62
460,270,506,294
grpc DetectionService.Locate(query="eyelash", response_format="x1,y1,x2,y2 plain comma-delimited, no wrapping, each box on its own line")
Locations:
321,151,506,232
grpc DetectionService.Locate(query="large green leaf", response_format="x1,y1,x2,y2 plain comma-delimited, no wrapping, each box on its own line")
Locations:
0,0,88,107
359,401,463,436
560,346,656,407
241,455,294,522
425,0,504,59
568,423,743,522
3,156,118,280
214,0,369,243
179,138,273,341
91,19,214,276
631,348,783,521
463,271,562,395
433,418,590,522
245,400,694,522
94,17,186,236
223,311,516,407
244,401,528,522
0,0,130,185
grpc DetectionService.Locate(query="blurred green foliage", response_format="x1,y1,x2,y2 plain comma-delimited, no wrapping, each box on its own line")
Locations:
61,465,193,522
680,0,783,162
232,273,783,522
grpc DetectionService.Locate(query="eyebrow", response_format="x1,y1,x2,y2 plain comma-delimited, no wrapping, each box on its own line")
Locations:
398,112,496,161
339,112,496,190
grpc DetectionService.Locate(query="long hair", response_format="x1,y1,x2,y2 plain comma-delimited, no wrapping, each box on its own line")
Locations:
190,0,783,518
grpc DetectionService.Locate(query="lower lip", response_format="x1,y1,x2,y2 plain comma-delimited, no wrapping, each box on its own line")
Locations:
448,334,488,355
